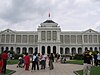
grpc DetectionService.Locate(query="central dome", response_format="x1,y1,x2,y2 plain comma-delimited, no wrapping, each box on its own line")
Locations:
43,20,55,23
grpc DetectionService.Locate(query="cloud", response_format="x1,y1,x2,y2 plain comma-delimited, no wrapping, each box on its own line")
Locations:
0,0,100,31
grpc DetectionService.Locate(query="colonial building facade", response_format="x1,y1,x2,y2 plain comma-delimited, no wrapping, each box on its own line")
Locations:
0,19,100,55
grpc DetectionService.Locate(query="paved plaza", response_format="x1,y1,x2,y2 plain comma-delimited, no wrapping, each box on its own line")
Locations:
7,63,83,75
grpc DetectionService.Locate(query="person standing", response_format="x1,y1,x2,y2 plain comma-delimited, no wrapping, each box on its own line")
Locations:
0,56,3,75
83,50,92,75
41,53,46,69
49,53,54,70
97,52,100,66
31,53,37,71
1,50,8,74
24,53,30,71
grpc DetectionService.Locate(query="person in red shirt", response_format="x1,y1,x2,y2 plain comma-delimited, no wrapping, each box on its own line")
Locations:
1,50,8,74
24,53,30,71
0,56,3,75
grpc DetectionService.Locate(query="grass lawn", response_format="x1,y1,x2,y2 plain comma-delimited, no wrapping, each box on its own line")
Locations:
2,69,15,75
7,59,18,65
76,66,100,75
67,60,83,65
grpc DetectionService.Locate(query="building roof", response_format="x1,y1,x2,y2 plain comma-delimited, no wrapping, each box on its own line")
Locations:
43,20,55,23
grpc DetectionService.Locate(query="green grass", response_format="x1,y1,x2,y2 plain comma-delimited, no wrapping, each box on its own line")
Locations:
67,60,83,65
7,60,18,65
76,66,100,75
2,69,15,75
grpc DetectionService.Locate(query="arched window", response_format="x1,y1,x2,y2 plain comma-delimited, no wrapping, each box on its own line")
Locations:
71,47,76,55
90,47,93,51
53,46,56,54
65,47,70,54
94,47,97,51
78,47,82,54
60,47,63,54
29,47,33,54
85,47,88,51
1,47,4,53
16,47,20,54
6,47,9,51
41,46,45,54
22,47,27,54
47,46,51,54
35,47,38,54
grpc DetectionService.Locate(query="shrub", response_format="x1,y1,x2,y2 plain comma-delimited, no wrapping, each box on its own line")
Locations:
14,54,23,59
73,54,83,60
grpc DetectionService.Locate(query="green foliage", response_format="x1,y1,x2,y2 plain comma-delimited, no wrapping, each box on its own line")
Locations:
14,54,23,59
2,69,15,75
7,60,18,65
76,66,100,75
73,54,83,60
67,60,83,65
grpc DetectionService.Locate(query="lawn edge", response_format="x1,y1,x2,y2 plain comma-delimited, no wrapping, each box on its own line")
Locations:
7,70,16,75
74,71,80,75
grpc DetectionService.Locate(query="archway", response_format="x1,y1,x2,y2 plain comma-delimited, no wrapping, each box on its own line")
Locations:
6,47,9,51
90,47,93,51
60,47,63,54
16,47,20,54
42,46,45,54
53,46,56,54
71,47,76,55
65,47,70,54
1,47,4,53
78,47,82,54
35,47,38,54
94,47,97,51
85,47,88,51
29,47,33,54
47,46,51,54
22,47,27,54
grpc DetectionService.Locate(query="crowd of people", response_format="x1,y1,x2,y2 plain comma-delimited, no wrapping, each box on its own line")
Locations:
17,52,61,72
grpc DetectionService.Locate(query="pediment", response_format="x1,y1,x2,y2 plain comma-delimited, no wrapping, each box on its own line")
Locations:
83,29,98,34
0,29,15,34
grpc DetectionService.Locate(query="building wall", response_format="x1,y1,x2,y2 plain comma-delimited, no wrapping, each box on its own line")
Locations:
0,21,100,55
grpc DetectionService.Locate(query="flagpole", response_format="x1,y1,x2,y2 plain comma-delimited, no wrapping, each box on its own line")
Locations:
48,12,50,20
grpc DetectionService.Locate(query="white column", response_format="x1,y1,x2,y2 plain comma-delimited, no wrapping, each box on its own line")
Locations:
27,47,28,53
38,31,41,42
20,47,22,54
45,45,47,54
57,31,60,42
76,47,78,54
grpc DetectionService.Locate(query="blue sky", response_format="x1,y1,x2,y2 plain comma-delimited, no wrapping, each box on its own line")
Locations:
0,0,100,31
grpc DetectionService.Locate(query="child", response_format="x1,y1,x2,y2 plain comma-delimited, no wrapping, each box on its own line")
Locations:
17,57,24,68
0,56,3,75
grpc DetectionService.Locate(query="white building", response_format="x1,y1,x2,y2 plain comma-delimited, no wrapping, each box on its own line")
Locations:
0,19,100,55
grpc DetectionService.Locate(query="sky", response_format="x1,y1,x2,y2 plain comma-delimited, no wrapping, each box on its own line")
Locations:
0,0,100,31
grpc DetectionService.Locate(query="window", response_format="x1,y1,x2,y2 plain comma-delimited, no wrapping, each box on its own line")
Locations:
52,31,57,40
77,35,82,44
22,35,27,43
29,35,34,43
1,34,5,43
11,34,15,43
84,35,88,43
65,35,70,44
16,35,21,43
41,31,45,40
71,35,76,44
47,31,51,40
